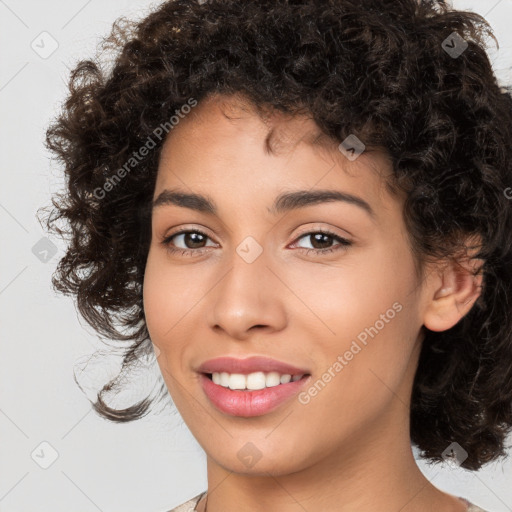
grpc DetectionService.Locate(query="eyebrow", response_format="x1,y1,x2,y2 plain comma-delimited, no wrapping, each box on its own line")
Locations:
152,188,375,219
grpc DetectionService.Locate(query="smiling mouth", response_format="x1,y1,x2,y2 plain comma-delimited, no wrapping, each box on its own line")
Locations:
203,371,310,391
199,370,312,417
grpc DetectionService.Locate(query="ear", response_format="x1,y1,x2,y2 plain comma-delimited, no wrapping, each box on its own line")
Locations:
423,240,484,333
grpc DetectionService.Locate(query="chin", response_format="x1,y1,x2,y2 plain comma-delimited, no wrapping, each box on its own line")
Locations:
204,439,316,476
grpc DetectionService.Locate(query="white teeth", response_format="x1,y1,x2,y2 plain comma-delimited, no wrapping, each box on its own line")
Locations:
210,371,305,390
246,371,266,390
280,374,292,384
220,372,230,387
228,373,246,390
265,371,281,388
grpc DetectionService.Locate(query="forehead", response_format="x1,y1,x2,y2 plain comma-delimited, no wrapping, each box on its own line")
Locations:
155,93,399,216
163,93,335,155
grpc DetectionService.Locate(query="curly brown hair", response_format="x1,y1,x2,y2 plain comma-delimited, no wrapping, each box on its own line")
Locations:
39,0,512,471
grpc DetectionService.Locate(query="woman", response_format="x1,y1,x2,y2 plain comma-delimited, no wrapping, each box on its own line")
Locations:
41,0,512,510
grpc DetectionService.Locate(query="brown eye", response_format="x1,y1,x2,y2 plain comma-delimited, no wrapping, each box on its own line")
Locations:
161,229,216,256
177,231,208,249
306,232,335,249
292,230,352,256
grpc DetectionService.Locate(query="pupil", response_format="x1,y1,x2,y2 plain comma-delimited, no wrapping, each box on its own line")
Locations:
312,233,331,249
186,232,205,248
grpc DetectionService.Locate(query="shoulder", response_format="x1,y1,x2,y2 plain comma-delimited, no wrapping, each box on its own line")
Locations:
165,493,491,512
164,491,206,512
458,496,491,512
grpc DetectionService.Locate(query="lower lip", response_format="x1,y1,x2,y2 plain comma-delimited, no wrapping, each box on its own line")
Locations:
199,373,311,417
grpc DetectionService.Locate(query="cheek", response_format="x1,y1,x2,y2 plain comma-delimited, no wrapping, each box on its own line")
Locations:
142,252,168,340
296,242,421,396
143,249,200,338
143,248,212,388
292,242,416,337
142,251,188,377
143,260,186,402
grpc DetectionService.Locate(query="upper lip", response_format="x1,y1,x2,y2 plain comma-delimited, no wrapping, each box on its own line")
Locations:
197,356,310,376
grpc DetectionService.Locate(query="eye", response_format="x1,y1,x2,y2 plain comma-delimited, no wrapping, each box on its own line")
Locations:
160,228,352,257
160,229,216,257
291,230,352,256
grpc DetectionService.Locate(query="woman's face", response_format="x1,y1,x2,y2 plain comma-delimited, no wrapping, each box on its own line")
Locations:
143,93,428,476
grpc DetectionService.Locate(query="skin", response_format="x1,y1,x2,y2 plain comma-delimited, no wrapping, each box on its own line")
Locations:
143,93,482,512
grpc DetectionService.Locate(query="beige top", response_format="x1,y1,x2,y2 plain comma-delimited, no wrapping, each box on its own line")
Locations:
166,491,490,511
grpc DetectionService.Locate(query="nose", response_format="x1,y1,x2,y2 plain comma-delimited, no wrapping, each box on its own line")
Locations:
208,247,287,341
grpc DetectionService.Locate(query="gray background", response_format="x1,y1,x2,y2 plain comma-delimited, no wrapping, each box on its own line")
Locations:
1,0,511,510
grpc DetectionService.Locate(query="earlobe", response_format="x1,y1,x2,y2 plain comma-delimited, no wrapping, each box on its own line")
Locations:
423,257,484,333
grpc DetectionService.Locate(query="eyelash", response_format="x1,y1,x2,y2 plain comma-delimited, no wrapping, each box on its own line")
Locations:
160,228,352,258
